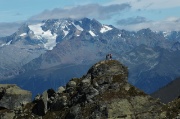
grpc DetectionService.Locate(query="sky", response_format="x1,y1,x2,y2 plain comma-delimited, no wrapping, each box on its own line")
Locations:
0,0,180,36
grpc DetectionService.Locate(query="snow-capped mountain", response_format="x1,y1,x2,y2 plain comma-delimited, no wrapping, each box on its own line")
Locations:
0,18,180,96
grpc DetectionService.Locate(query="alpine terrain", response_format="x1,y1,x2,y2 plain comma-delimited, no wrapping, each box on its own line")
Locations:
0,18,180,96
0,60,180,119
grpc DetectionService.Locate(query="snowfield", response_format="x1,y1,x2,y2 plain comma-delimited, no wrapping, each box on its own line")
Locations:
28,23,57,50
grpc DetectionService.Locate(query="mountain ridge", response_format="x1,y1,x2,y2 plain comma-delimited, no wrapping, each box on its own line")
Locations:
0,17,180,96
0,60,180,119
151,77,180,103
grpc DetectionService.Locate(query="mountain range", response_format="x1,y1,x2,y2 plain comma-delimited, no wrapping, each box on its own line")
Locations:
0,18,180,96
152,77,180,103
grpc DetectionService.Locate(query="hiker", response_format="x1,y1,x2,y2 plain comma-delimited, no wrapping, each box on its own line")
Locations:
106,54,112,60
106,54,109,60
109,54,112,60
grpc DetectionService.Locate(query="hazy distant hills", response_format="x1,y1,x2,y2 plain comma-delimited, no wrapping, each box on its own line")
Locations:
122,45,180,93
0,18,180,96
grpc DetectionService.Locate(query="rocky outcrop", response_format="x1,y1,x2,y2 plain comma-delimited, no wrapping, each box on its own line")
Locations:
0,84,32,110
0,84,32,119
1,60,180,119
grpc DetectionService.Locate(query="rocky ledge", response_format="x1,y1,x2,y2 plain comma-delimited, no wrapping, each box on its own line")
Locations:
0,84,32,110
0,60,180,119
0,84,32,119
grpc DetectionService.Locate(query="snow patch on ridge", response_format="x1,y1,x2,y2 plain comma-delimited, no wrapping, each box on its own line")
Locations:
63,30,69,38
0,40,12,47
28,23,57,50
163,31,171,38
20,33,27,37
72,22,83,31
118,34,121,37
6,40,12,45
89,30,96,37
100,25,113,33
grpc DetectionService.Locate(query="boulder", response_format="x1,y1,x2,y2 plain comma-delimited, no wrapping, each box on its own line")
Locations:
0,84,31,110
0,111,15,119
57,86,65,93
67,81,77,87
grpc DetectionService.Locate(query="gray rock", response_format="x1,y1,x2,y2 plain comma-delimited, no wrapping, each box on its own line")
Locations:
0,84,31,110
109,82,120,91
42,90,48,113
57,86,65,93
81,78,91,88
98,84,110,94
86,86,99,103
66,105,81,119
0,111,15,119
67,81,76,87
1,60,179,118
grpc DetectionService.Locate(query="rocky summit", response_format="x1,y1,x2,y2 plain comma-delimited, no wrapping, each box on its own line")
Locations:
0,60,180,119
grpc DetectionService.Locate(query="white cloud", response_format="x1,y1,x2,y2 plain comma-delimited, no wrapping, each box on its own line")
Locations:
108,0,180,10
165,17,180,22
29,3,131,21
117,17,180,31
117,16,148,25
0,22,23,37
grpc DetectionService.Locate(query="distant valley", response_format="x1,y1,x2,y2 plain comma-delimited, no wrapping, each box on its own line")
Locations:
0,18,180,96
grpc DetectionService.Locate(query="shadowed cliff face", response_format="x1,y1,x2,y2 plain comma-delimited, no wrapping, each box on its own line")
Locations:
0,60,180,119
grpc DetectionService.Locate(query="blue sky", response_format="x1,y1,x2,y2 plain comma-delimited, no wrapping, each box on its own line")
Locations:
0,0,180,36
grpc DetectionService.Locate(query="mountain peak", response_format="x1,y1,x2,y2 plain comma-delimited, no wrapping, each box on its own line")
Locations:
1,60,180,118
87,60,128,79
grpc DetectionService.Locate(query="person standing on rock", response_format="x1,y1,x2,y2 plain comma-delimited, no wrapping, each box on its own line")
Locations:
106,54,109,60
109,54,112,60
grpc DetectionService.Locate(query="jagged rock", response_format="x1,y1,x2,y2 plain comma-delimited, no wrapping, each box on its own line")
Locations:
67,81,77,87
66,105,82,119
32,88,56,115
47,88,56,98
42,90,48,114
81,74,91,88
57,86,65,93
32,98,45,116
49,95,68,111
0,84,31,110
87,60,127,79
85,86,99,103
108,99,134,118
0,111,15,119
1,60,180,119
43,60,180,118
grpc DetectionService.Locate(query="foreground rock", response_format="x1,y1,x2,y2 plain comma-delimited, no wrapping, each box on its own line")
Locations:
0,60,180,119
0,84,32,110
0,84,31,119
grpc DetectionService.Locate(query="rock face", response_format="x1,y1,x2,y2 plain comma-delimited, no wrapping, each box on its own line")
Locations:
0,84,32,110
0,60,180,119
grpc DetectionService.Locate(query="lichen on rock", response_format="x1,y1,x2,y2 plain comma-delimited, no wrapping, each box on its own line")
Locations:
1,60,180,119
0,84,32,110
